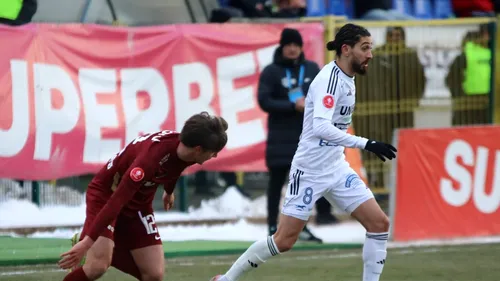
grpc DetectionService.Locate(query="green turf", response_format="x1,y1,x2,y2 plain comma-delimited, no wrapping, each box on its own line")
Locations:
0,243,498,281
0,237,361,266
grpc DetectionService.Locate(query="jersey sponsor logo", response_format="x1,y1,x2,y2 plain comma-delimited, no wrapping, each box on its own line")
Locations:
334,122,350,131
345,174,362,188
323,95,334,108
159,153,170,165
340,105,355,116
319,139,339,147
295,204,306,211
130,167,145,182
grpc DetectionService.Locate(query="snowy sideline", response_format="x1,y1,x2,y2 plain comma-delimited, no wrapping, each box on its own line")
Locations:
0,186,350,228
1,185,500,247
0,185,366,243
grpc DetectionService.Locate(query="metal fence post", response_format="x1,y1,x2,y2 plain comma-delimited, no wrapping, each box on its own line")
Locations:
178,176,188,212
490,18,498,124
32,181,40,206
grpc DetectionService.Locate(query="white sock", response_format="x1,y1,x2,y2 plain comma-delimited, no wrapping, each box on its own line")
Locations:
362,232,388,281
220,236,280,281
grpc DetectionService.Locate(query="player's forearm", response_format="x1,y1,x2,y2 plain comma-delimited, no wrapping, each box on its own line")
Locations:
87,183,137,241
164,185,174,195
312,117,368,149
163,177,179,194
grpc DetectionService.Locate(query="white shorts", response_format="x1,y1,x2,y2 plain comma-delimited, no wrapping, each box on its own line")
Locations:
281,162,374,221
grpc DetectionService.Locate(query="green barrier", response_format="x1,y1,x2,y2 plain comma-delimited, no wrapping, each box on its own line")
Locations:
0,237,362,266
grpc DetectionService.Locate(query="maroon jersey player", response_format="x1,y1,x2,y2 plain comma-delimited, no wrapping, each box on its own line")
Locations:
59,112,228,281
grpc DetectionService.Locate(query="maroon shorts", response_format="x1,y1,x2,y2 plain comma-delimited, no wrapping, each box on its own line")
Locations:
81,190,162,250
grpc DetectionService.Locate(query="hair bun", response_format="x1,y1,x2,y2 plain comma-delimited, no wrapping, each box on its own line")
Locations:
326,40,336,51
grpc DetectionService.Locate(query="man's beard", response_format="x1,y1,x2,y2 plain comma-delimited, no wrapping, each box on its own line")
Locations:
352,60,367,75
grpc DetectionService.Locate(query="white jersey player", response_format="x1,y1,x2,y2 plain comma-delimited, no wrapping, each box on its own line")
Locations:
211,23,397,281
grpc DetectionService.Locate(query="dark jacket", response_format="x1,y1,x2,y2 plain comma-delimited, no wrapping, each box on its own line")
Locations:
258,47,320,168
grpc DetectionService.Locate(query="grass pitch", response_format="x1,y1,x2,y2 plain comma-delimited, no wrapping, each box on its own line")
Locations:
0,243,497,281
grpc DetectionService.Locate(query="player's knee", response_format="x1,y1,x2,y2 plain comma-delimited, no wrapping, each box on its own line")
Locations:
367,214,390,233
141,267,164,281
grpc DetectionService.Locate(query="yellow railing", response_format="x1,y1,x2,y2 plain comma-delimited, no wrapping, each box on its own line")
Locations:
48,16,499,198
313,16,497,194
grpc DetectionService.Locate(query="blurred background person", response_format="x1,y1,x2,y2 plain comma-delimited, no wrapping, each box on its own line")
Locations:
447,23,492,126
272,0,307,18
354,0,414,20
224,0,306,19
0,0,37,26
353,26,425,192
451,0,497,17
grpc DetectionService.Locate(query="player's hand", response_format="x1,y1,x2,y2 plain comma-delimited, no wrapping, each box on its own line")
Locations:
163,191,175,210
58,236,93,270
294,97,305,112
364,140,397,162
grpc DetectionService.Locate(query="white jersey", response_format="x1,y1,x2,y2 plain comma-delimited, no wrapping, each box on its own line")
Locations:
291,61,368,175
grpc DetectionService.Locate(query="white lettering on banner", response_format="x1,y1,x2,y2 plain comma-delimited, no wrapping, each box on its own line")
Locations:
121,68,169,144
256,45,277,72
173,62,215,131
80,69,121,164
0,60,29,157
217,52,266,149
472,146,500,214
440,139,500,214
33,63,80,161
3,52,271,164
440,140,474,207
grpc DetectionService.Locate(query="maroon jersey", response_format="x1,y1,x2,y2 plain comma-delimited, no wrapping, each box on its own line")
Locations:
86,130,194,241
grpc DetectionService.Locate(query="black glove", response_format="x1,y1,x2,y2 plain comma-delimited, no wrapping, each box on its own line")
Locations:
364,140,397,162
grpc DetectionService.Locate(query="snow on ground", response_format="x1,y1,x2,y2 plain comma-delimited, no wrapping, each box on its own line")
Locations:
0,200,87,228
0,186,259,228
0,185,364,243
9,221,500,249
0,186,346,228
21,220,367,244
2,185,500,247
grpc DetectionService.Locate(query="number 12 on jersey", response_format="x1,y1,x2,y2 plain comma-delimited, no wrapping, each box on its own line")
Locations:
139,211,158,235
